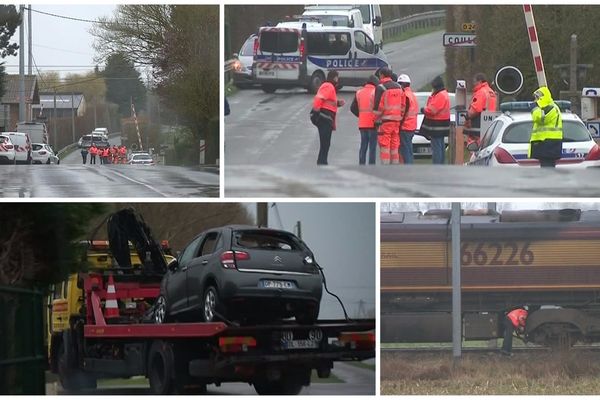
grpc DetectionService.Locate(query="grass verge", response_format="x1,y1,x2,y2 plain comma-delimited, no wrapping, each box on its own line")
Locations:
386,27,444,45
381,350,600,395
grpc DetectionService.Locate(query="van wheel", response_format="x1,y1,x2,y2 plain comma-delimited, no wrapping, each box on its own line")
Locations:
262,84,277,94
309,71,325,94
57,331,97,392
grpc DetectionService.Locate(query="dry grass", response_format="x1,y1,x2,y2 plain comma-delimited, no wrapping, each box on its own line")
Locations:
381,350,600,395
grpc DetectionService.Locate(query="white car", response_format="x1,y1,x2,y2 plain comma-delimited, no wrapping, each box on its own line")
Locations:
232,34,257,89
128,152,155,166
467,102,600,168
0,134,16,164
412,92,456,157
31,143,60,164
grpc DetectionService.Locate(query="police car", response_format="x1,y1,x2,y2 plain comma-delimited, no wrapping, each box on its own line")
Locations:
467,101,600,168
252,21,389,93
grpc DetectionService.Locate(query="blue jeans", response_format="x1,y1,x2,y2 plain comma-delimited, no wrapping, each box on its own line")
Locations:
359,129,378,165
400,131,415,164
431,136,446,165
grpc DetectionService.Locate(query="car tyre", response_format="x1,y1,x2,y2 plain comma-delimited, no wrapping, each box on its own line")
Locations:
148,340,176,394
202,286,222,322
58,331,97,392
308,71,325,94
253,373,305,395
154,295,170,324
295,303,320,325
261,84,277,94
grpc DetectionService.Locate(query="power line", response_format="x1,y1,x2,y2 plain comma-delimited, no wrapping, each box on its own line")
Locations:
24,6,104,24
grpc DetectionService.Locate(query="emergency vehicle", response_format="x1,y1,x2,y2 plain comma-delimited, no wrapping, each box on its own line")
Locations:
253,21,389,94
47,209,375,394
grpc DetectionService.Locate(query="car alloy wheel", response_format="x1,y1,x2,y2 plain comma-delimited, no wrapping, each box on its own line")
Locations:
203,287,218,322
155,295,167,324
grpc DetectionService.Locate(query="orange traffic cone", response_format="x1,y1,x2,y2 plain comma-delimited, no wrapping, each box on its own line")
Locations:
104,273,120,321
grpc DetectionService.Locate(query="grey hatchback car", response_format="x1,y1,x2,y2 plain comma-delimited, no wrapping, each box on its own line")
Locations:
155,225,323,325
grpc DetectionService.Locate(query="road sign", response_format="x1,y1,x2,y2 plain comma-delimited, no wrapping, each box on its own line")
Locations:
587,121,600,138
480,111,503,134
443,33,477,47
462,22,477,31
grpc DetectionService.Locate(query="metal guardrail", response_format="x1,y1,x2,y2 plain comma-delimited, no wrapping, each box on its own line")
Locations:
56,132,122,159
382,10,446,41
0,285,45,394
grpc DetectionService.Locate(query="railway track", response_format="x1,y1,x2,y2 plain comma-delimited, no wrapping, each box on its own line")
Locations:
381,346,600,354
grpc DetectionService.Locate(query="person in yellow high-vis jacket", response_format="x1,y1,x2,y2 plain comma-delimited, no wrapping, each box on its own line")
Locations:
529,86,563,168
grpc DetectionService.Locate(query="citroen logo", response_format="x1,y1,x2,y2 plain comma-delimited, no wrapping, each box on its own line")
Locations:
273,256,283,263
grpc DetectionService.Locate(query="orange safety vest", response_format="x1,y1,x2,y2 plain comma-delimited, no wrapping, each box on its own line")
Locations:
102,148,109,157
119,147,126,155
356,84,376,129
507,308,528,329
89,146,97,155
377,77,405,123
401,87,418,131
469,81,497,116
313,81,338,114
424,89,450,121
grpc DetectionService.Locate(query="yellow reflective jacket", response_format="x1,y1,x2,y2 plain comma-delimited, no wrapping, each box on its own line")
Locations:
529,86,563,157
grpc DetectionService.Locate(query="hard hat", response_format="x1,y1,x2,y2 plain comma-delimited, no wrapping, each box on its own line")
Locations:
398,74,411,84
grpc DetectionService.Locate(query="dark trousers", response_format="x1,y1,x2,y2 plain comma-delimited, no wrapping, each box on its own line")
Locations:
90,155,96,164
359,128,378,165
81,151,88,164
501,316,514,353
400,130,415,164
539,158,556,168
317,122,333,165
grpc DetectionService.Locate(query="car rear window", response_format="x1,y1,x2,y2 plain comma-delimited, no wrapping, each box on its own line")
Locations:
234,230,300,251
309,15,351,27
240,37,255,56
503,120,591,143
32,144,43,150
260,31,298,53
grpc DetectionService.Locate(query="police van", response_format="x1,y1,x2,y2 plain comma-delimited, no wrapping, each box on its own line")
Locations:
252,21,389,94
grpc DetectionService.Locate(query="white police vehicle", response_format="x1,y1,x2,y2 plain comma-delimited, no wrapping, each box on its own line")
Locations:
467,101,600,168
252,21,389,94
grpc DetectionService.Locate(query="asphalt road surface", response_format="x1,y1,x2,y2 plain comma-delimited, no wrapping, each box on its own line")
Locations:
46,361,374,395
0,137,219,197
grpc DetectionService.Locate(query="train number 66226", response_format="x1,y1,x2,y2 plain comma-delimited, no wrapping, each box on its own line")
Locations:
461,242,534,266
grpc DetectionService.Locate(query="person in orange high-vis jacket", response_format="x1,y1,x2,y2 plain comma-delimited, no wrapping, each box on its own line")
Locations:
311,70,345,165
110,145,118,164
420,76,450,165
466,72,497,150
397,74,418,164
119,145,127,164
102,147,110,164
89,144,98,165
501,306,529,356
350,74,379,165
373,67,405,164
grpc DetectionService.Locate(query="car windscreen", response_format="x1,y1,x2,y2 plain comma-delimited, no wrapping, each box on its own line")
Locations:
502,120,591,143
240,37,255,56
259,31,298,53
311,15,350,27
233,230,301,251
133,155,152,160
32,144,43,150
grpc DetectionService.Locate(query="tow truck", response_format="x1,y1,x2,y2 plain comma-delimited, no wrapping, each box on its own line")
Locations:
47,209,375,394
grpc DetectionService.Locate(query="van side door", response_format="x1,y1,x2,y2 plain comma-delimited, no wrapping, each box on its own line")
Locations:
352,30,382,84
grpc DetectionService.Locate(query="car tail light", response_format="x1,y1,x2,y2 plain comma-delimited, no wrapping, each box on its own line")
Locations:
337,332,375,351
253,37,259,56
493,147,517,164
220,251,250,269
299,37,306,59
586,144,600,161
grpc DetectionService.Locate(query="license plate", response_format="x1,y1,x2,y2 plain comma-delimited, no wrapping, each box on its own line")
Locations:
261,280,295,289
281,339,319,350
258,70,275,76
416,146,431,153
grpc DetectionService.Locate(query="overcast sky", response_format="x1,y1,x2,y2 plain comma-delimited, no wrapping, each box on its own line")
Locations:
4,5,116,77
247,203,376,320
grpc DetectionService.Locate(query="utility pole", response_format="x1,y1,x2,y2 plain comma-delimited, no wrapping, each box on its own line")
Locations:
28,4,32,76
257,203,268,227
451,202,462,359
19,5,25,123
53,89,57,149
554,34,592,115
71,92,75,143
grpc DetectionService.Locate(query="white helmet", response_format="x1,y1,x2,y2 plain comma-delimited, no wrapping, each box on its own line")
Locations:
397,74,411,84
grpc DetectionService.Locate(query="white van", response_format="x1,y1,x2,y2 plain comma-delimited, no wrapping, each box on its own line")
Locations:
253,22,389,93
5,132,32,164
303,5,383,47
16,121,48,144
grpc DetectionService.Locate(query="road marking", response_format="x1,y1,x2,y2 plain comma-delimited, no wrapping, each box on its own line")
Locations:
105,168,170,197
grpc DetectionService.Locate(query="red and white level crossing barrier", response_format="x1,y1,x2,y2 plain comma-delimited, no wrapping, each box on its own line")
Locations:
131,102,143,151
523,5,547,88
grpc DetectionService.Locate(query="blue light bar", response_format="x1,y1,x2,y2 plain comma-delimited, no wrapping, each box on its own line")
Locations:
500,101,572,113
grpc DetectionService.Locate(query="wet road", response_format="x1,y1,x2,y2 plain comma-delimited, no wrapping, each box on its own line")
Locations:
46,361,374,395
224,32,446,195
226,163,600,197
0,164,219,198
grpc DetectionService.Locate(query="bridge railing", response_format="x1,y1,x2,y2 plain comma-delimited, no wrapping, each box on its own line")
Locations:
382,10,446,41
